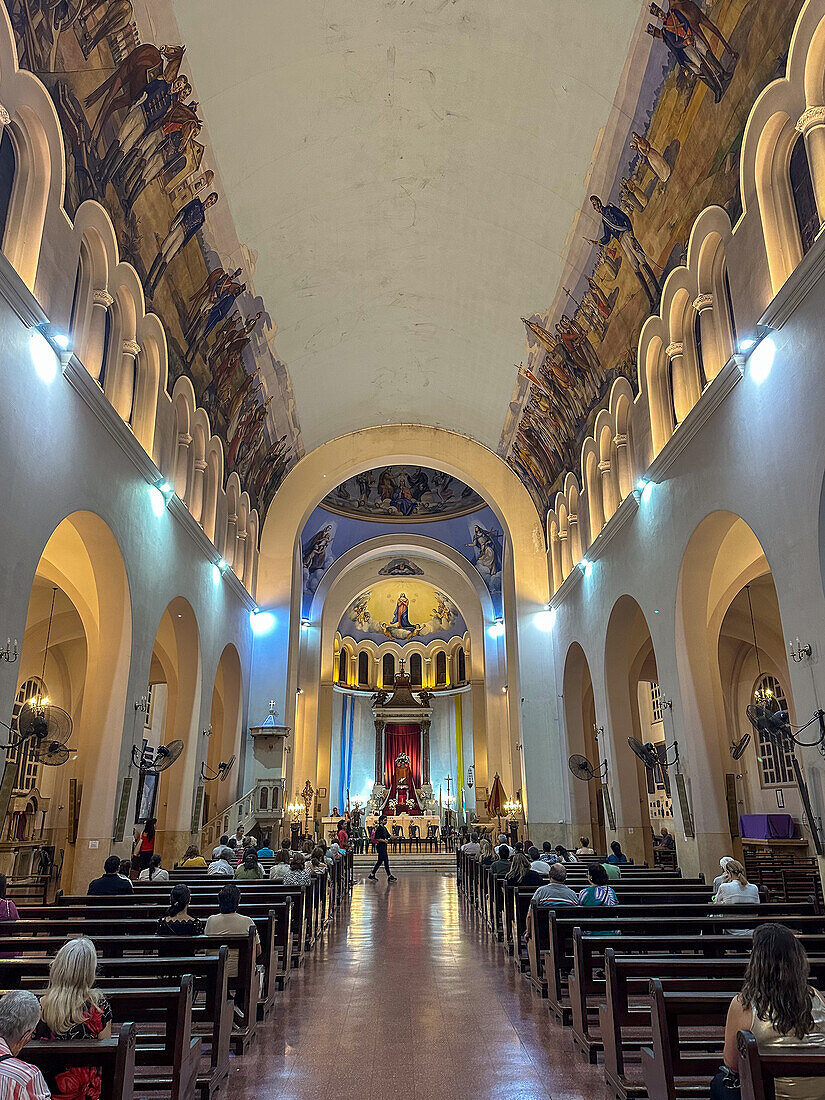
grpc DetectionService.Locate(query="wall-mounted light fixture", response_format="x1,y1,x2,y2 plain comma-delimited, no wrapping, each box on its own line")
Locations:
0,638,19,663
789,637,813,663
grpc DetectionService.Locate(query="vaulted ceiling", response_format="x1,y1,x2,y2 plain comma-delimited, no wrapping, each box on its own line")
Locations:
172,0,641,451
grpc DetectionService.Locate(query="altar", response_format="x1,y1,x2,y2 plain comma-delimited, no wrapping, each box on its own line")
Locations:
371,663,435,817
365,813,440,837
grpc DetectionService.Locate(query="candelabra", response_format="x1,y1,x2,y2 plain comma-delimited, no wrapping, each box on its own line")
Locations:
301,780,314,836
789,637,813,663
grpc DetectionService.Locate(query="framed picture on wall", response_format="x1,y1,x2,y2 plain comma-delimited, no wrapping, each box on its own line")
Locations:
318,787,327,798
135,771,158,824
775,789,785,809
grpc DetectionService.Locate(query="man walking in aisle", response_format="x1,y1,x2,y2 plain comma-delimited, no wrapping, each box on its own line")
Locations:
368,816,396,881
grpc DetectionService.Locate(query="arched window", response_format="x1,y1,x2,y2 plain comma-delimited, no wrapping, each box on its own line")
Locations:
693,311,707,391
338,649,348,685
8,679,44,793
382,653,395,687
457,647,466,683
753,675,795,787
790,136,819,256
0,128,16,251
358,651,369,687
435,651,447,686
409,652,422,687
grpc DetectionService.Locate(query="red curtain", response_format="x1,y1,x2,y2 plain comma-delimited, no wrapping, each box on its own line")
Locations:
384,724,422,788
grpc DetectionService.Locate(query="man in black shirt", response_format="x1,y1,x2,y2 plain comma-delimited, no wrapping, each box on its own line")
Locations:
88,854,134,895
368,816,396,881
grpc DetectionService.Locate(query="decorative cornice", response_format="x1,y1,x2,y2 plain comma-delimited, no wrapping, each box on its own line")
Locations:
665,341,684,360
646,353,745,482
586,490,639,563
796,105,825,134
693,293,713,312
93,289,114,308
549,559,584,608
122,339,140,357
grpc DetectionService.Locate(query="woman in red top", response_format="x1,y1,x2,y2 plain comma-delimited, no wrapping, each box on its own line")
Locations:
337,821,348,850
136,817,156,871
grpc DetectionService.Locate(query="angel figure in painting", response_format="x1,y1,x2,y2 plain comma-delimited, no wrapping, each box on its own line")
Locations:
468,526,502,578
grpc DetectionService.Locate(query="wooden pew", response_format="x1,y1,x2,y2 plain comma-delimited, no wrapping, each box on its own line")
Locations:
737,1029,825,1100
24,1023,137,1100
640,982,732,1100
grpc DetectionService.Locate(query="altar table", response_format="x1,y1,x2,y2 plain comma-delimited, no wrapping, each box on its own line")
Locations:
738,813,795,839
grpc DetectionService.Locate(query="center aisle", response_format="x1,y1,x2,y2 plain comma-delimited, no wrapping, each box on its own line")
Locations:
231,869,614,1100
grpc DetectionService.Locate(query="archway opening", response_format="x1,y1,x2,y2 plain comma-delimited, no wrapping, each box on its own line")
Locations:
562,642,606,854
203,643,243,827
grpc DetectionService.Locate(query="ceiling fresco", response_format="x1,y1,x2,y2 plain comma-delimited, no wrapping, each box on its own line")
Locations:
499,0,804,516
320,466,484,522
338,579,467,646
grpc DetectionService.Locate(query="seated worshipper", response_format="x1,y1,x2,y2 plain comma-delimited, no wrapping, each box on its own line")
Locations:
578,863,618,908
235,848,265,880
461,832,481,856
576,836,596,856
489,845,512,875
712,923,825,1100
88,854,134,895
497,834,512,857
257,842,275,858
602,861,621,880
38,937,112,1040
212,835,231,859
478,839,494,866
283,854,313,887
556,844,577,862
0,874,19,924
269,841,292,881
539,842,559,865
531,864,580,908
204,883,261,981
655,827,676,850
713,856,736,893
713,859,760,905
606,840,628,864
528,846,551,876
329,842,344,861
301,839,315,861
310,847,328,876
207,851,235,877
139,852,169,881
117,859,132,880
506,852,548,888
156,884,203,936
0,990,50,1100
179,844,208,868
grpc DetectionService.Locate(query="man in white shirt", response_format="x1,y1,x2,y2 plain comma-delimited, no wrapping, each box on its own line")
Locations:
461,832,481,856
207,856,234,876
496,834,512,857
528,846,550,876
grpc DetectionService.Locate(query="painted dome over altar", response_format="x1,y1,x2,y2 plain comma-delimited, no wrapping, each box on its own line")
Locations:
320,466,484,522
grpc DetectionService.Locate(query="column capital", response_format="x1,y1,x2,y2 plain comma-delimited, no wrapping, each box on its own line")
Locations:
557,528,568,541
236,531,247,543
178,432,193,447
227,512,237,524
692,292,713,312
665,341,684,361
568,512,578,526
796,105,825,135
614,433,628,447
597,459,612,475
194,459,208,472
0,104,10,126
122,339,141,357
93,289,114,308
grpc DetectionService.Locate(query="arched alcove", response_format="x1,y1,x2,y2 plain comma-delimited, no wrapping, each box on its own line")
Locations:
204,643,244,824
562,641,606,854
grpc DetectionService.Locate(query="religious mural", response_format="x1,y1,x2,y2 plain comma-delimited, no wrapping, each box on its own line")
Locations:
321,465,485,522
499,0,805,516
4,0,302,514
339,580,467,645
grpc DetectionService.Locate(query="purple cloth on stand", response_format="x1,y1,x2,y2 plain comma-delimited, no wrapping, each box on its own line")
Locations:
739,813,794,839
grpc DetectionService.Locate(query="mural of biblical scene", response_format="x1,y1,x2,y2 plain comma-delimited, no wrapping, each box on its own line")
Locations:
499,0,804,515
300,497,505,618
4,0,302,514
340,581,467,645
321,466,485,521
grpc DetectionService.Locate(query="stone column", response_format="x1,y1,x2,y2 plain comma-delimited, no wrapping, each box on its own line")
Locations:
666,341,697,425
0,104,9,130
374,719,385,785
224,511,237,566
190,458,207,523
797,106,825,227
86,289,113,381
598,459,618,521
112,339,140,422
613,433,631,498
568,511,582,564
174,432,192,499
234,530,247,578
557,526,572,579
692,292,723,383
424,656,432,689
421,719,431,784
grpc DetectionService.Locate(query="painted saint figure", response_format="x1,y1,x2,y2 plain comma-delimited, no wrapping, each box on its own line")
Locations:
468,525,502,577
303,525,333,574
390,593,414,631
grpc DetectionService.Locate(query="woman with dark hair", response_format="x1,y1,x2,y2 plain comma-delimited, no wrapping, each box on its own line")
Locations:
178,844,207,869
136,818,156,871
578,863,617,908
555,844,577,862
156,885,203,936
235,848,264,880
283,854,312,887
712,923,825,1099
606,840,627,864
139,852,169,882
505,852,547,887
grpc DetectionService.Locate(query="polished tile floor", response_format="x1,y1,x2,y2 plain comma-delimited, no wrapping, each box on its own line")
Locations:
229,869,614,1099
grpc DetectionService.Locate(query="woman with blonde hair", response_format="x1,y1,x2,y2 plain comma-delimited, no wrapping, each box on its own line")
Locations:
505,851,546,887
712,859,760,905
38,937,112,1040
